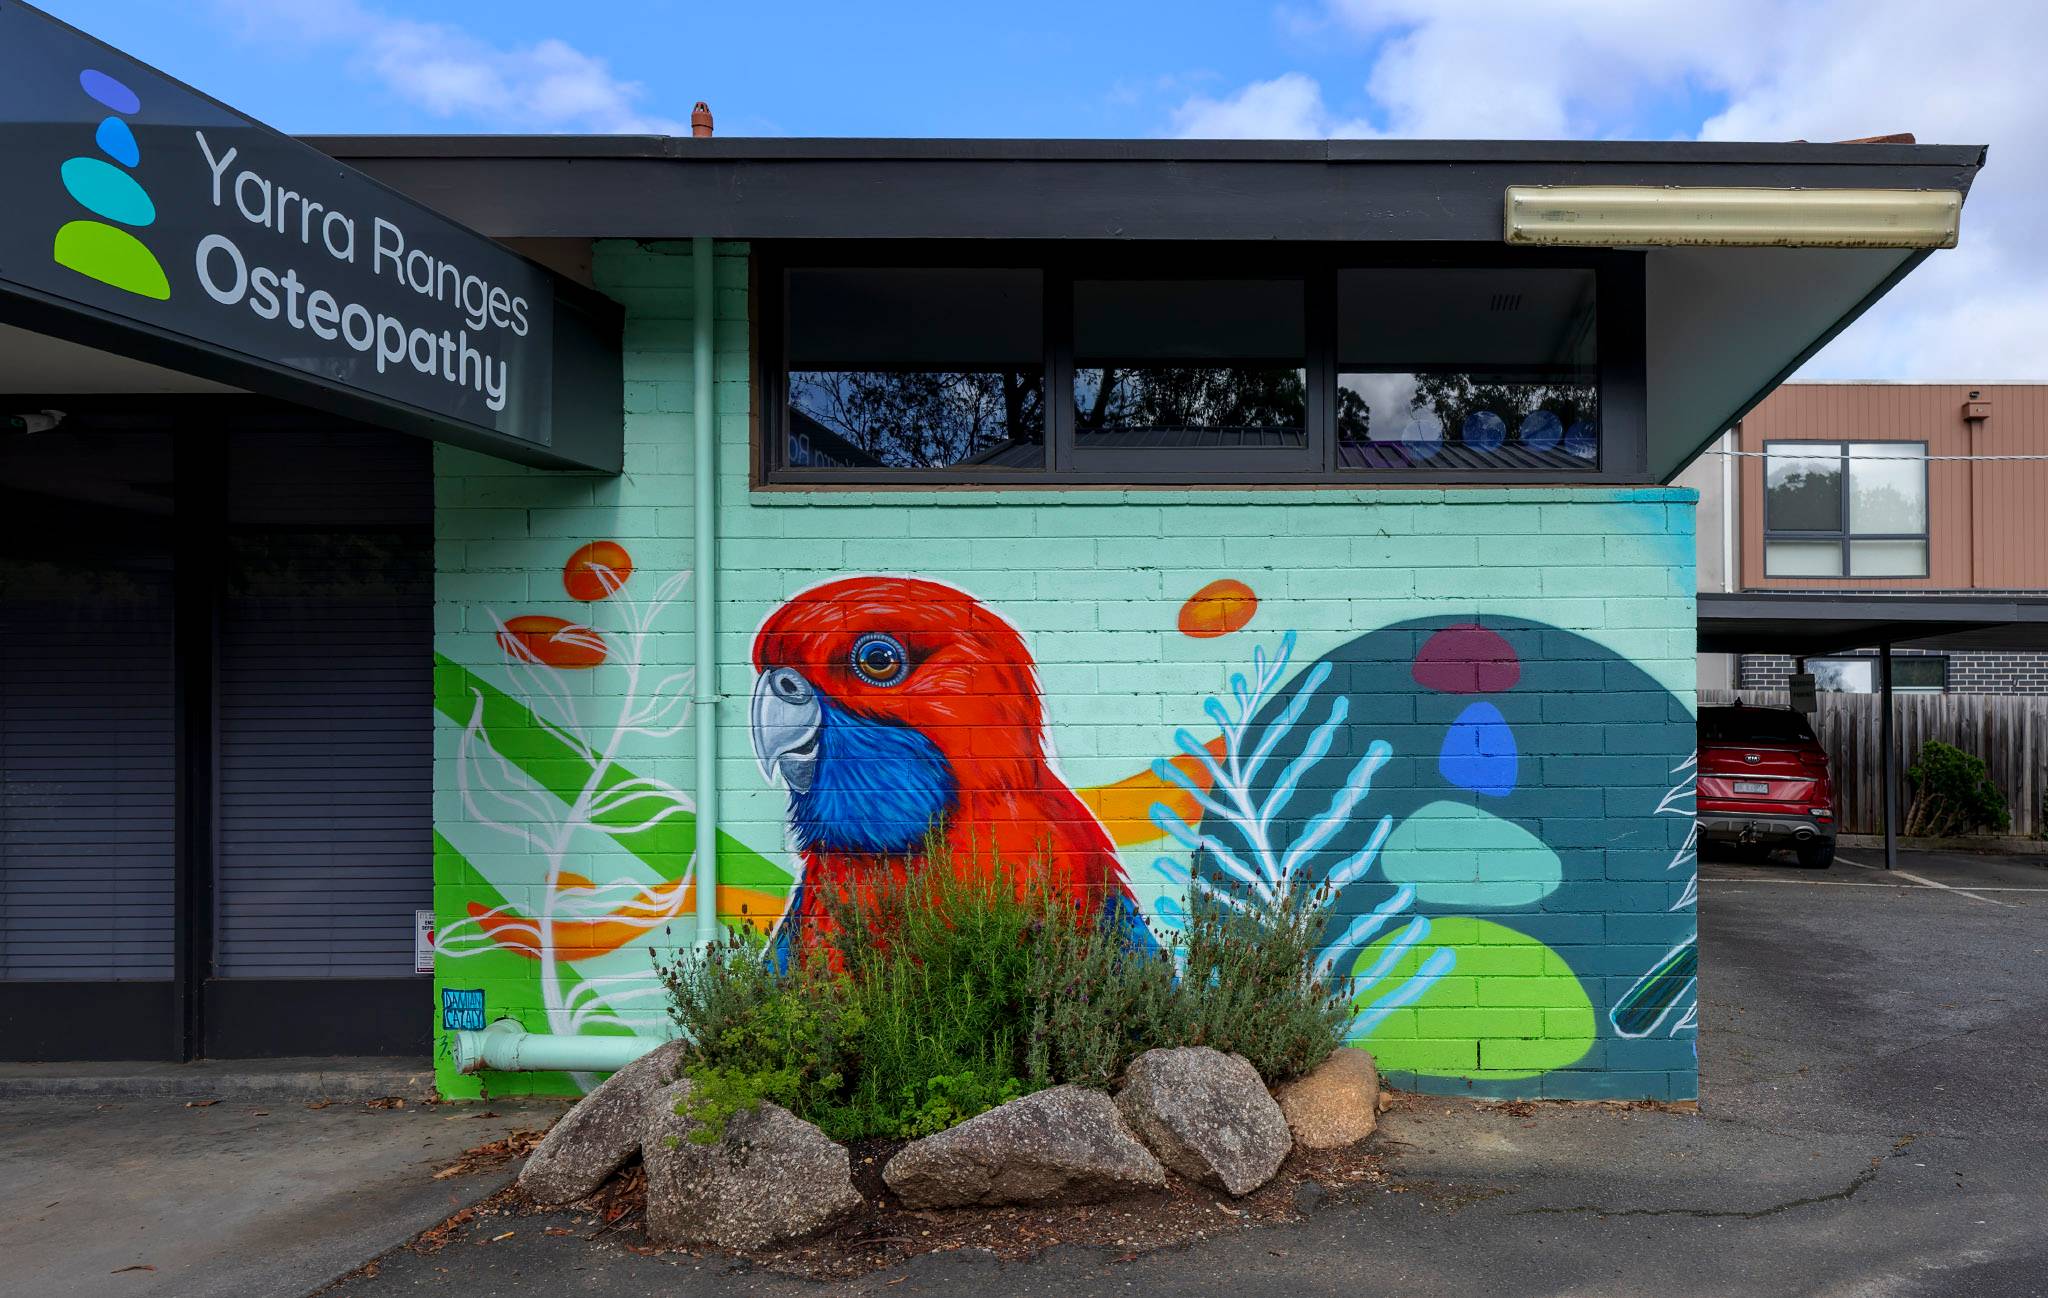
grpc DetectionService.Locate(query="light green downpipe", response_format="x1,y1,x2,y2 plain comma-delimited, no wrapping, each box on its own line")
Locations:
691,235,720,948
446,241,722,1079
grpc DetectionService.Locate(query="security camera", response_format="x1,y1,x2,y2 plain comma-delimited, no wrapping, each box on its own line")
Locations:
6,409,65,435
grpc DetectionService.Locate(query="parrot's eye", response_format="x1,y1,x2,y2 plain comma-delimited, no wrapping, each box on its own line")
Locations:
849,632,909,687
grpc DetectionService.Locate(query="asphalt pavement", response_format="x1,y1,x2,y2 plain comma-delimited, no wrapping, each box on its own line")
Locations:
323,846,2048,1298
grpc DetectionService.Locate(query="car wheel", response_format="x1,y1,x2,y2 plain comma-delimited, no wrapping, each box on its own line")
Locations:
1797,841,1835,870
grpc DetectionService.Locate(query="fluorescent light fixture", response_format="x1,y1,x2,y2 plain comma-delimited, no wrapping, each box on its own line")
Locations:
1504,185,1961,249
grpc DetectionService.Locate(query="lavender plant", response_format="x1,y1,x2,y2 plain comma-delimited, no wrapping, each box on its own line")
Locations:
1147,630,1455,1042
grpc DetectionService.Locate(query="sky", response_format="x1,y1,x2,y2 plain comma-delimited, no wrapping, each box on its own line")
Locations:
37,0,2048,381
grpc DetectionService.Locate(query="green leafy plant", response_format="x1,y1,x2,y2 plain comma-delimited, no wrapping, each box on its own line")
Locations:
1905,739,2011,837
658,839,1352,1144
656,925,853,1143
1023,893,1180,1090
1165,879,1351,1081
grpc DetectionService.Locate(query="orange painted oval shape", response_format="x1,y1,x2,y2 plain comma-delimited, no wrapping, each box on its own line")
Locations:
497,615,608,669
563,540,633,600
1178,579,1258,638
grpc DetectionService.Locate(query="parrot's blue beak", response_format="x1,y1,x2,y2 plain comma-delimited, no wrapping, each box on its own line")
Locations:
751,666,822,794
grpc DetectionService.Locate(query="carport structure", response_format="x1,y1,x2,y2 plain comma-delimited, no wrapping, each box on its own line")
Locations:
1698,591,2048,869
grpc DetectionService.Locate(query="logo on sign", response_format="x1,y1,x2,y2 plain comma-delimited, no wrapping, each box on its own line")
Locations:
52,67,168,300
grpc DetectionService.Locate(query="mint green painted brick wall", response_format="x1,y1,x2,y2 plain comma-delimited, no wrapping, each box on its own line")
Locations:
433,240,1701,1103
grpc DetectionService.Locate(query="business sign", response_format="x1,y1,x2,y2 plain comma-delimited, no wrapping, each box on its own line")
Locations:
0,2,557,448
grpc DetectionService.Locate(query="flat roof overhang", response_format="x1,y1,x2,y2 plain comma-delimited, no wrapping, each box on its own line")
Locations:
306,135,1985,483
1698,591,2048,655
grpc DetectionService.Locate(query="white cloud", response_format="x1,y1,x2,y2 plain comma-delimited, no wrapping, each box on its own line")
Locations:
1169,72,1375,139
213,0,685,134
1172,0,2048,380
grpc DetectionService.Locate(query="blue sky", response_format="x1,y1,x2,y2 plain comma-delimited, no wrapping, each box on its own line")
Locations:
34,0,2045,380
38,0,1729,139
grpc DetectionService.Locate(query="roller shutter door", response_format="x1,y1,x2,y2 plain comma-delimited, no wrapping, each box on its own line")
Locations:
212,429,432,978
0,581,176,979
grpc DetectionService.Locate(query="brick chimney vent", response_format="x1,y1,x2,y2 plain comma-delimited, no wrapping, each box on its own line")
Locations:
691,102,714,138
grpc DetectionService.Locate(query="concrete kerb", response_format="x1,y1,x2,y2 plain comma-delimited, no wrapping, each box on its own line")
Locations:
0,1056,439,1102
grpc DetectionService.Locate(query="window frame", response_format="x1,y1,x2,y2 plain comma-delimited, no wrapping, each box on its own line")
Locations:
1806,653,1948,694
754,242,1647,488
1762,439,1930,579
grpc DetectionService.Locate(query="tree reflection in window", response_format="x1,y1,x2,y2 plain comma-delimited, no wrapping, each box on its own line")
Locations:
1075,365,1306,447
787,370,1043,469
1337,372,1597,468
1337,268,1598,470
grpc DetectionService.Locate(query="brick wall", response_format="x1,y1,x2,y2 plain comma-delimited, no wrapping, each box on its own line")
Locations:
431,241,1702,1103
1740,650,2048,694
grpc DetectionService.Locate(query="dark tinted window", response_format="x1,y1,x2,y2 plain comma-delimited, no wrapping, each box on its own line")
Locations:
1699,707,1816,744
786,268,1044,470
1073,278,1306,454
1809,655,1946,693
1336,268,1597,470
1764,443,1843,532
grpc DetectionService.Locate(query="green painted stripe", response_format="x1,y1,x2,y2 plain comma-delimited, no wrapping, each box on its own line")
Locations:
434,653,791,891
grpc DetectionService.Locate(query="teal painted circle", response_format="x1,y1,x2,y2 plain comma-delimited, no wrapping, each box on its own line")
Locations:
95,116,140,168
60,156,155,228
80,69,140,115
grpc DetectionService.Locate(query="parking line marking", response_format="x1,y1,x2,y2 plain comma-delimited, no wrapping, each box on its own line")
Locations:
1702,878,1907,888
1838,856,2012,906
1703,873,2048,894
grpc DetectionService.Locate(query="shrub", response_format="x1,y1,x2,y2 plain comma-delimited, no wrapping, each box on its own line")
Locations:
1166,880,1351,1081
813,863,1035,1139
659,842,1353,1142
656,925,853,1143
1022,890,1181,1090
1905,739,2010,837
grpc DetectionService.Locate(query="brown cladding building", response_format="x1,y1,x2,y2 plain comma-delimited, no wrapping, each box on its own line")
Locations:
1692,383,2048,694
1738,383,2048,593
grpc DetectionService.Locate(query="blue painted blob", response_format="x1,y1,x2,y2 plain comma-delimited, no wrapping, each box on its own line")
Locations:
788,695,957,856
1564,418,1598,459
60,157,154,227
1461,410,1507,452
1438,700,1518,797
95,116,139,168
80,69,140,115
1517,409,1563,451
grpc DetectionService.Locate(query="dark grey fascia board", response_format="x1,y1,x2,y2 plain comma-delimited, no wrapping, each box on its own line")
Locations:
1697,592,2048,655
299,136,1985,243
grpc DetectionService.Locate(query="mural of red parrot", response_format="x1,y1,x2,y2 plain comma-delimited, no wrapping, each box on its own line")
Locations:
750,575,1154,963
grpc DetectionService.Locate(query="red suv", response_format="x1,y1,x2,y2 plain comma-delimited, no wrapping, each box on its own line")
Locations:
1697,704,1836,869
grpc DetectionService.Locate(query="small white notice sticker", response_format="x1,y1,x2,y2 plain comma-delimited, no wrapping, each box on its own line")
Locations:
415,909,436,975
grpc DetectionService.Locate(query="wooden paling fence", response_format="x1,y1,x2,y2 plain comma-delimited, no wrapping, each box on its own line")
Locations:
1699,689,2048,838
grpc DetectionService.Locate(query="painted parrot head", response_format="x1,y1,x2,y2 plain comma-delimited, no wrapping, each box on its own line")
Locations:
749,576,1050,856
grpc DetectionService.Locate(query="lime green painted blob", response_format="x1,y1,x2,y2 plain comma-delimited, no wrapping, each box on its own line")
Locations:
1379,799,1562,907
53,219,168,299
433,653,790,891
431,831,590,1099
1353,916,1594,1079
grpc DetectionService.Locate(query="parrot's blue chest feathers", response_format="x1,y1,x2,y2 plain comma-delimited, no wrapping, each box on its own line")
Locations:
788,697,958,857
